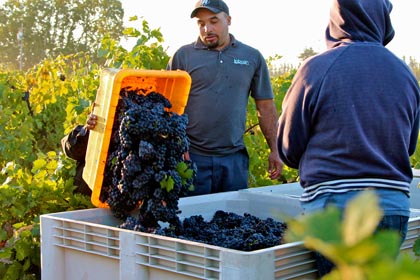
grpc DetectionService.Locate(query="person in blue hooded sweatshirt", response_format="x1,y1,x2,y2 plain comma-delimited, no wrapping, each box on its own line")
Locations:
277,0,420,276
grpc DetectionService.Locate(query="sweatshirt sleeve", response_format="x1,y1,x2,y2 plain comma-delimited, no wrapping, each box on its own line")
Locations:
61,125,90,162
409,109,420,155
277,65,314,169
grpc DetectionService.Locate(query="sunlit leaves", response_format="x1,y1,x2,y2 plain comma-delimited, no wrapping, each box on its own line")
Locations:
285,191,415,279
285,206,342,244
98,18,169,70
343,191,382,246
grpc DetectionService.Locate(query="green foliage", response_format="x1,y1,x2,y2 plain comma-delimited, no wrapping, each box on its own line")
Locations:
98,16,170,70
414,237,420,256
410,135,420,169
0,152,93,279
245,69,299,187
176,162,194,182
0,74,35,167
285,191,420,280
0,17,179,278
298,47,318,62
0,53,99,167
0,46,98,280
160,175,175,192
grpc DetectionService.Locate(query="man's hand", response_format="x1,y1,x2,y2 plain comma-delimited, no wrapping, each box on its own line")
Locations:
268,151,282,180
85,114,97,130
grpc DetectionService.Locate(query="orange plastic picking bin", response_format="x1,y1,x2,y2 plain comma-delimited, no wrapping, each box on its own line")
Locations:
83,68,192,208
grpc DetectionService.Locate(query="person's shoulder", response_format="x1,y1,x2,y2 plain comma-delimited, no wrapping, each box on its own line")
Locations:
231,39,265,62
171,42,200,60
298,48,340,71
174,41,197,53
231,37,259,52
290,50,337,79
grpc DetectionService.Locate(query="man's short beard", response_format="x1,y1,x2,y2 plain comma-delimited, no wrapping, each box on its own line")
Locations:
206,42,218,49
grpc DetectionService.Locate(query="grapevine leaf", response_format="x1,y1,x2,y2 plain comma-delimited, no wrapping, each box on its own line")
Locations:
23,258,31,272
0,246,13,258
129,15,138,21
343,191,382,246
46,160,58,171
370,231,400,260
47,151,56,158
0,229,7,241
31,159,47,173
15,239,32,261
284,206,342,244
176,162,193,179
160,175,175,192
334,239,379,264
3,262,23,279
33,170,47,179
368,254,420,279
327,232,401,272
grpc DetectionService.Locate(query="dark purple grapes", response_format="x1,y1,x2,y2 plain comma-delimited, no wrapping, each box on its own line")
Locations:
155,210,288,251
100,88,286,252
100,88,196,229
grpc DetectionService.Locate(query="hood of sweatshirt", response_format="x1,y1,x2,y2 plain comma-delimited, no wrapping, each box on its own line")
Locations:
325,0,395,49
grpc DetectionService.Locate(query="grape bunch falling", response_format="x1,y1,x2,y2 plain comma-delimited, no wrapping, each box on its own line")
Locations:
100,87,196,231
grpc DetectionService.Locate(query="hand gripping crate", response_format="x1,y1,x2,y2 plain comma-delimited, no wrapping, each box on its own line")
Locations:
40,189,420,280
82,68,191,208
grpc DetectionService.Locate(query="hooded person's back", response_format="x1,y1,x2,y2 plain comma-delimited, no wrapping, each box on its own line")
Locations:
278,0,420,201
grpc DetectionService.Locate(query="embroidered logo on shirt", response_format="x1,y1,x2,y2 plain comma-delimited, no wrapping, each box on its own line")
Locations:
234,58,250,66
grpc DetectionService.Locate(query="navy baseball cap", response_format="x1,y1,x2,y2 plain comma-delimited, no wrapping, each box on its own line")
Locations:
191,0,230,18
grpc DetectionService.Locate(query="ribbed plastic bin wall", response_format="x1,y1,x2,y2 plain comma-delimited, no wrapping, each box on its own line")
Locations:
40,190,420,280
82,68,191,208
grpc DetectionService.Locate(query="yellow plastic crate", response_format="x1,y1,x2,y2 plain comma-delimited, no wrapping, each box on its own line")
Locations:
83,68,192,208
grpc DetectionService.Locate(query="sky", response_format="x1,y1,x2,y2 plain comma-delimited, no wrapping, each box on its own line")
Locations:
121,0,419,65
0,0,416,65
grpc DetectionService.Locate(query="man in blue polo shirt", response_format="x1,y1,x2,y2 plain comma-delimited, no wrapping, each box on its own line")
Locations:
167,0,282,195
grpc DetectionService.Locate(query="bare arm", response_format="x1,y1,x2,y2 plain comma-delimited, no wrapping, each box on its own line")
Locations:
255,99,283,180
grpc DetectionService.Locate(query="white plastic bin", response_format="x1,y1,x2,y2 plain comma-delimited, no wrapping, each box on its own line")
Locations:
40,190,420,280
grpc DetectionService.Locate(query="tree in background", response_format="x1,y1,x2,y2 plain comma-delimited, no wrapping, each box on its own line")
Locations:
406,56,420,81
0,0,124,70
298,47,318,62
